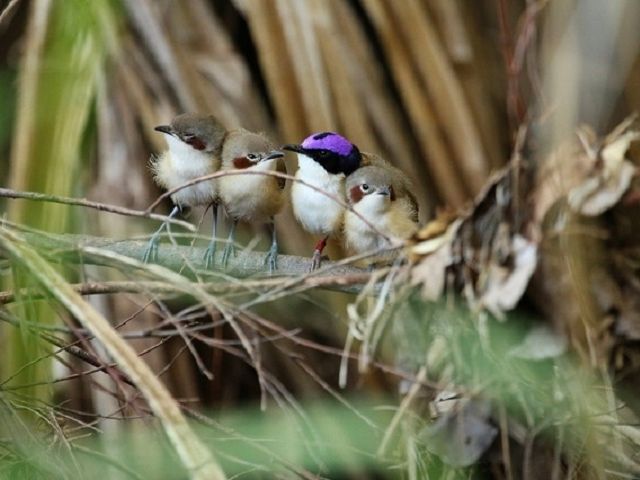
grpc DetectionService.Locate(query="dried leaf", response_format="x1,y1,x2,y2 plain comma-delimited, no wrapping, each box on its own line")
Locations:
410,242,451,301
568,131,639,216
412,207,459,243
533,133,594,227
534,119,639,226
410,218,461,300
480,235,538,317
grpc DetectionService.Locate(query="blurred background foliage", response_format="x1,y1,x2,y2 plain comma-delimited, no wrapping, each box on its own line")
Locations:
1,0,640,478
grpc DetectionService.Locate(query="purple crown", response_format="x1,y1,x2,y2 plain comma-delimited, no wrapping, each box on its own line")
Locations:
301,132,354,156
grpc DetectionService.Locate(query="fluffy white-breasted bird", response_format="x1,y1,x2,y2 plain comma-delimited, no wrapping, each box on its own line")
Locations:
283,132,387,269
146,113,225,265
217,129,284,272
343,164,419,261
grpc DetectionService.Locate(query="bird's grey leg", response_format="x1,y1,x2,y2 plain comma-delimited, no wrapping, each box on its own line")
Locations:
143,205,180,264
221,219,237,268
310,236,328,271
203,204,218,269
264,218,278,274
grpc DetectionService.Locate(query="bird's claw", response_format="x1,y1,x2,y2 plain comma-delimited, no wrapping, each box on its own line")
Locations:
203,241,217,269
142,238,159,264
309,249,323,272
264,245,278,274
221,243,236,268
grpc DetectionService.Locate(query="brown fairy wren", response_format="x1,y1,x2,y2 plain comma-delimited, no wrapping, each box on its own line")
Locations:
145,113,225,266
217,129,285,273
343,164,419,261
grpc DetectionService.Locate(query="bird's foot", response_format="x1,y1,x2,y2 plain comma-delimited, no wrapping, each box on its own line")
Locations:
203,241,217,269
263,244,278,274
309,249,323,272
142,237,159,264
221,242,236,269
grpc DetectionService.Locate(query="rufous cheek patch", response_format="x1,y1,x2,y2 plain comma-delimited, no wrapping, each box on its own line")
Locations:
233,156,253,169
187,136,207,151
349,185,364,203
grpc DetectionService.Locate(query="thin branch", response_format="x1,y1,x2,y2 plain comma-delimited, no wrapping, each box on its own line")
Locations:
0,272,374,304
0,187,196,231
6,229,368,282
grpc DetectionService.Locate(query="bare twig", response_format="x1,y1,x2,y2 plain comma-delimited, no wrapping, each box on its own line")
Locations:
4,229,369,281
0,272,376,304
0,187,196,231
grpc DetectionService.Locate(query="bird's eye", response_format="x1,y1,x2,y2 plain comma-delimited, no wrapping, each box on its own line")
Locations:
247,153,258,161
360,184,370,193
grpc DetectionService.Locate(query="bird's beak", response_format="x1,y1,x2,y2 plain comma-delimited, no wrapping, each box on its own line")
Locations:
263,150,285,162
282,144,305,154
154,125,174,136
377,185,392,196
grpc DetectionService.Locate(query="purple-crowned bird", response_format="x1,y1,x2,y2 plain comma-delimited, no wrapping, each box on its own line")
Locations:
283,132,388,269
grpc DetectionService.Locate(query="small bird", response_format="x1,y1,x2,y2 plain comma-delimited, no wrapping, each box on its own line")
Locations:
145,113,225,266
343,164,419,262
217,129,285,272
283,132,384,269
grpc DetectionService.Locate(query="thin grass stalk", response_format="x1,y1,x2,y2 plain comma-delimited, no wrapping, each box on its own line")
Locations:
330,1,434,210
122,0,197,112
429,0,472,64
275,0,335,131
233,0,308,141
430,1,506,170
310,0,376,150
4,0,116,401
361,0,468,206
161,0,241,127
182,0,271,132
0,227,226,480
2,0,52,401
7,0,52,195
392,0,489,194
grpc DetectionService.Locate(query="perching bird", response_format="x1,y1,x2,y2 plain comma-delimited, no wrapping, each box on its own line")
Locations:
217,129,285,272
146,113,225,266
283,132,385,269
343,164,419,262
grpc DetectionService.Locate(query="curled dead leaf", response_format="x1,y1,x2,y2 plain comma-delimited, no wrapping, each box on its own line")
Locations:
568,131,638,216
479,235,538,317
534,119,638,226
410,219,461,300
